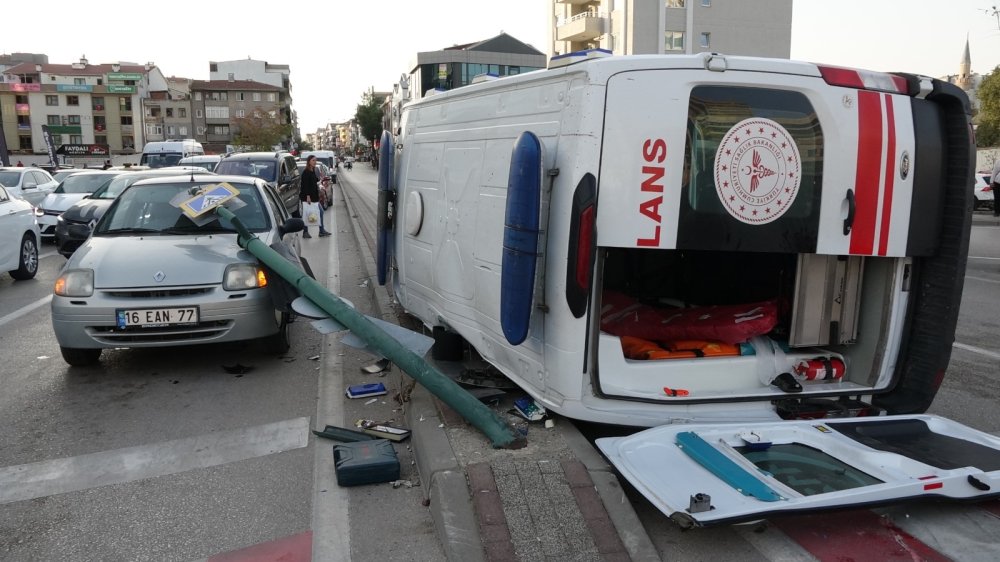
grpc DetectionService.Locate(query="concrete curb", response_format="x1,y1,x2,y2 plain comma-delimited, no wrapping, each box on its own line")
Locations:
557,419,661,562
339,175,485,562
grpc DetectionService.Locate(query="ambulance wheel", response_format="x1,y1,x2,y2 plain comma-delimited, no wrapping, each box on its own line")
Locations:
431,327,464,361
262,311,291,355
61,347,102,367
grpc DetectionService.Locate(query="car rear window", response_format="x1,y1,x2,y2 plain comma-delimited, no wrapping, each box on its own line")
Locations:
0,171,21,187
215,160,277,182
58,173,118,194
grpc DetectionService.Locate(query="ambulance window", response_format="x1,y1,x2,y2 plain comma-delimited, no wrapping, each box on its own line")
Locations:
684,86,823,219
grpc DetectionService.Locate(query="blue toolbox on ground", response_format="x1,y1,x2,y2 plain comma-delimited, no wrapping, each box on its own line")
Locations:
332,439,400,486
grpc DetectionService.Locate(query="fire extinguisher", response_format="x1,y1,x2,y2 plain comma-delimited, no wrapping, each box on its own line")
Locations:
793,357,845,381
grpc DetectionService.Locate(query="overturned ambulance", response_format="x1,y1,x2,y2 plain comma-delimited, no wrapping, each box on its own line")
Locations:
376,51,997,523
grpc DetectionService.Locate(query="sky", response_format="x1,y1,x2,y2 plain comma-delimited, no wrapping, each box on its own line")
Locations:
5,1,1000,135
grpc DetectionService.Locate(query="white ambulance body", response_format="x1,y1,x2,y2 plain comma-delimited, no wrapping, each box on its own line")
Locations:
382,52,974,434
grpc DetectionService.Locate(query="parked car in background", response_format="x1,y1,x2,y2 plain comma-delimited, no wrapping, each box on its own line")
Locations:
178,155,223,172
974,172,993,210
35,170,125,239
54,167,211,258
0,185,41,281
51,169,83,183
51,174,305,366
0,167,59,206
213,151,301,215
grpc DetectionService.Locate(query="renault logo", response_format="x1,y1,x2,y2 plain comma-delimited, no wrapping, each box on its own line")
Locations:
899,151,910,180
153,271,166,283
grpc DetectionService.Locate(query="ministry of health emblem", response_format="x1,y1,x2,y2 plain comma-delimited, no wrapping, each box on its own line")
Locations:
713,117,801,225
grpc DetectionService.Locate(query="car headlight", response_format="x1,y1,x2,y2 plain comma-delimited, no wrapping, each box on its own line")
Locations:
224,264,268,290
54,269,94,297
34,207,44,217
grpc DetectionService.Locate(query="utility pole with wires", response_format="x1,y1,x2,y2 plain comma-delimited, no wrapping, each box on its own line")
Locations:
987,5,1000,30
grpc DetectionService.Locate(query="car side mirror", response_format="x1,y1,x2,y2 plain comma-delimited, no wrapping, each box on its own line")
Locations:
279,217,305,238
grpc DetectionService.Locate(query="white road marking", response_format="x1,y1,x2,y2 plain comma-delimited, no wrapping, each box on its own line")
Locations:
966,275,1000,285
953,342,1000,361
311,200,351,562
967,256,1000,260
0,294,52,328
0,417,309,505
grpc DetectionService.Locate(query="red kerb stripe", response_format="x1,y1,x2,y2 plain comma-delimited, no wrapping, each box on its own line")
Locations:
774,510,950,562
878,94,896,256
850,90,883,255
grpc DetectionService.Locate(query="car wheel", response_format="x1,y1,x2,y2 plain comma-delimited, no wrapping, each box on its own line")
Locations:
10,233,38,280
262,310,291,354
60,347,102,366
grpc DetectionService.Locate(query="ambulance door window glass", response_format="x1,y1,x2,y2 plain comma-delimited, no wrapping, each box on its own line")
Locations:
684,86,823,220
737,443,882,496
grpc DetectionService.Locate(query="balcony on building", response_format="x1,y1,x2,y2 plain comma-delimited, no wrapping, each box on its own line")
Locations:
206,133,231,143
93,104,105,112
556,10,605,42
94,124,106,132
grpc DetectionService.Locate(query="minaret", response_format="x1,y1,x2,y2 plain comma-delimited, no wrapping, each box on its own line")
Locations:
958,36,972,91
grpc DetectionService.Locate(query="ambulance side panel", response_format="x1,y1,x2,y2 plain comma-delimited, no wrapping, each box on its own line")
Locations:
393,73,600,403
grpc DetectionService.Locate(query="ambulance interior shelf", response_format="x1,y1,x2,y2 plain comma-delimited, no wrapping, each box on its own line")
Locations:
596,247,886,402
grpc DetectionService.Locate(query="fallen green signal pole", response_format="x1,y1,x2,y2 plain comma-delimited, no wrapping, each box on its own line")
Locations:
216,206,524,449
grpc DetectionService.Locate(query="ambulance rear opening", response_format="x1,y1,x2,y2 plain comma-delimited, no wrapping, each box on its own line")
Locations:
590,60,972,422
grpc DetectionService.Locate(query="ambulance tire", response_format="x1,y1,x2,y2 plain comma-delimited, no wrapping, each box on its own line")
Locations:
874,93,973,415
431,326,464,362
376,130,394,286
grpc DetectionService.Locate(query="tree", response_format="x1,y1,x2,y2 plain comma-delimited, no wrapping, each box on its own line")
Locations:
296,138,315,152
232,107,292,151
977,67,1000,147
355,87,386,147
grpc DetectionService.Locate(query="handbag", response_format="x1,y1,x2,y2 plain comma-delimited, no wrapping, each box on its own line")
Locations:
302,201,321,225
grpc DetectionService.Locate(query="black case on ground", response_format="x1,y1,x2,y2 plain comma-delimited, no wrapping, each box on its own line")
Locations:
332,439,400,486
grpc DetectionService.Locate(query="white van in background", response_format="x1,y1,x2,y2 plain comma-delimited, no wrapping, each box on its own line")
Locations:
139,140,205,168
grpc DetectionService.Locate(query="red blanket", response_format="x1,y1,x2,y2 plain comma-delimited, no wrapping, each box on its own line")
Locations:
600,292,778,345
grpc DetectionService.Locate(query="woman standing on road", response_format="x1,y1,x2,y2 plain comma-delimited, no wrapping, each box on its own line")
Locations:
300,156,331,238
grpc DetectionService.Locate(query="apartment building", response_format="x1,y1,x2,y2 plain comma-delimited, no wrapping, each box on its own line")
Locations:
0,56,161,157
143,76,195,143
209,59,296,143
551,0,792,58
189,79,284,154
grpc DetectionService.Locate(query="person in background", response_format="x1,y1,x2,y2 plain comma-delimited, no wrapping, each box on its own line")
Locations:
992,158,1000,218
15,160,23,167
300,155,331,238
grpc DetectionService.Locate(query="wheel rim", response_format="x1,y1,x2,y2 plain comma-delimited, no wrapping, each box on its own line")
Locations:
21,238,37,273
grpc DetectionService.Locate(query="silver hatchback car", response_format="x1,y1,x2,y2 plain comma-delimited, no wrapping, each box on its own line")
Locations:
51,175,305,366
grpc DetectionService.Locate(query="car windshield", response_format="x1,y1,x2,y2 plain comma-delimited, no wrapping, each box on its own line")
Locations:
56,173,117,194
215,160,277,182
96,181,270,235
0,171,21,186
141,153,183,168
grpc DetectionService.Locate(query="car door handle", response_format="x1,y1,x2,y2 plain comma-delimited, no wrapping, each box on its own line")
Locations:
843,188,856,235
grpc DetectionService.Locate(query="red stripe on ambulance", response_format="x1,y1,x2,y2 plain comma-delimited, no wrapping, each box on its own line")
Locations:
878,95,897,256
850,90,883,255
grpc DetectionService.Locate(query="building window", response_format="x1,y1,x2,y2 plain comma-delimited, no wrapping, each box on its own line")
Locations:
67,115,81,125
194,92,202,101
237,92,245,101
252,92,262,102
121,116,133,125
122,135,134,150
197,126,205,134
179,126,188,135
52,134,63,145
236,109,245,118
147,124,163,136
196,109,203,118
70,135,82,144
205,106,229,119
166,108,173,118
699,32,710,48
167,125,176,136
74,78,86,85
92,96,105,110
207,125,230,135
666,0,685,7
665,31,685,51
268,93,276,102
149,107,162,118
67,95,80,106
45,95,58,106
207,91,227,101
15,95,28,104
47,115,61,125
97,78,103,85
210,63,218,72
701,0,710,6
120,96,132,111
17,115,30,128
19,136,32,150
179,107,187,118
95,135,107,145
94,116,106,130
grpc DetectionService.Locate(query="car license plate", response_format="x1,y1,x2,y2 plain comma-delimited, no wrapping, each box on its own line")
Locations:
116,307,199,328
